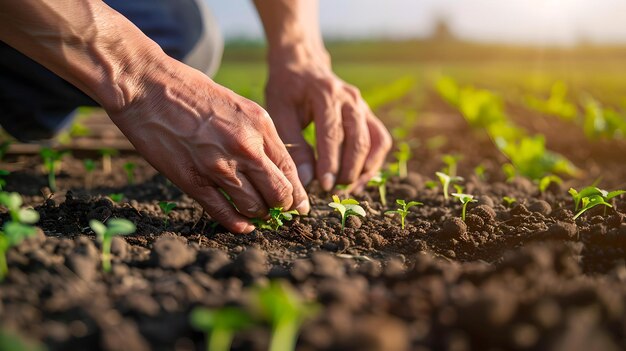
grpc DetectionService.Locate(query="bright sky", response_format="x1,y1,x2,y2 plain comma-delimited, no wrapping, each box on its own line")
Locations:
205,0,626,45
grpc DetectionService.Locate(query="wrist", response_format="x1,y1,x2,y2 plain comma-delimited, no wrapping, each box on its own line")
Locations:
267,42,331,70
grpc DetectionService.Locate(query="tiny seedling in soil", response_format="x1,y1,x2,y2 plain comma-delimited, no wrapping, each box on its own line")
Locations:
436,171,464,201
89,218,136,272
0,192,39,281
158,201,177,227
251,281,318,351
538,174,562,194
99,148,119,174
0,170,9,191
328,195,366,232
385,199,423,229
83,159,96,189
453,184,465,194
252,207,299,231
393,142,412,179
109,193,124,203
123,162,136,185
39,147,68,192
190,306,253,351
502,163,516,182
569,186,625,212
452,192,477,222
442,153,462,177
502,196,517,207
367,171,390,206
425,180,438,190
573,195,613,220
474,164,487,181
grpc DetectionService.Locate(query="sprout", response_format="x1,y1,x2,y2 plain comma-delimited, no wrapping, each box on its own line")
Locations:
158,201,177,227
452,192,477,222
39,147,68,192
123,162,136,185
474,164,487,181
424,180,438,190
442,154,462,177
538,174,562,194
573,195,612,220
89,219,136,272
190,306,253,351
502,196,517,207
252,207,299,231
83,159,96,190
568,186,625,212
0,192,39,281
367,171,390,206
328,195,366,232
251,281,318,351
453,184,465,194
502,163,516,182
435,171,464,201
99,148,119,174
385,199,423,229
0,170,9,191
109,193,124,203
393,142,412,179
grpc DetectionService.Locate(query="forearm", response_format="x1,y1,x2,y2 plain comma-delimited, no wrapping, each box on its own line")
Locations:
252,0,329,66
0,0,166,113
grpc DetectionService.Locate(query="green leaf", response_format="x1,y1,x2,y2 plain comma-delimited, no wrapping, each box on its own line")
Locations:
89,220,107,237
0,192,22,210
190,307,252,331
346,204,366,217
17,209,39,224
406,201,423,208
606,190,626,200
4,222,36,245
106,219,136,235
341,199,360,205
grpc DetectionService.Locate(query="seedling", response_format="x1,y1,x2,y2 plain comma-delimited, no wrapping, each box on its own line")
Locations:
502,163,516,182
109,193,124,203
538,174,562,194
89,218,136,272
40,147,68,192
568,186,625,212
190,306,253,351
452,192,477,222
435,171,464,201
328,195,366,232
252,207,299,231
502,196,517,207
367,171,390,206
442,154,462,177
83,159,96,189
425,180,438,190
573,195,612,220
123,162,136,185
99,148,119,174
393,142,412,178
0,170,9,191
158,201,177,227
251,281,318,351
385,199,423,229
0,192,39,281
453,184,465,194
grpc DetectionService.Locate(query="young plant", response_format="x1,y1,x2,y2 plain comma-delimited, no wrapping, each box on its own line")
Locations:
252,207,299,231
123,162,136,185
367,171,390,206
89,218,136,272
83,159,96,189
442,154,462,177
252,281,318,351
538,174,562,194
99,148,119,174
385,199,423,229
0,192,39,281
452,192,477,222
0,170,9,191
328,195,366,232
393,142,412,179
158,201,177,227
474,164,487,181
109,193,124,203
424,180,438,190
435,171,464,201
568,186,625,212
40,147,68,192
502,196,517,207
190,306,253,351
573,195,612,220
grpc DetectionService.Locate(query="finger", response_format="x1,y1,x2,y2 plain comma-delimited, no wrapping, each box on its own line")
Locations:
266,100,316,186
312,96,343,191
336,102,370,186
353,113,392,193
212,171,269,218
195,186,255,234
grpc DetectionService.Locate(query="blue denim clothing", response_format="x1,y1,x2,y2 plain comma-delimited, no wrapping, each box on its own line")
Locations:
0,0,222,142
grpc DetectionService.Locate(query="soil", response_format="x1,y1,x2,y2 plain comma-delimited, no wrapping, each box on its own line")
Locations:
1,95,626,351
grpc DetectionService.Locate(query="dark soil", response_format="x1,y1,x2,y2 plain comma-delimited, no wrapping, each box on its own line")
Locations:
2,96,626,351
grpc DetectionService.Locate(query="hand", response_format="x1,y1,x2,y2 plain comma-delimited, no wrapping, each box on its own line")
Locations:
107,57,310,234
265,53,392,192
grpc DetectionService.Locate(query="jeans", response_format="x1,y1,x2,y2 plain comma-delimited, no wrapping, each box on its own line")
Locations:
0,0,223,142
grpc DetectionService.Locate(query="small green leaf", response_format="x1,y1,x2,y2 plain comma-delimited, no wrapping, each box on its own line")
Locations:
106,219,136,235
17,209,39,224
89,220,107,237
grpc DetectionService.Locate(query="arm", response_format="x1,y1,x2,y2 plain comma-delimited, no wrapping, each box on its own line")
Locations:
0,0,309,233
253,0,392,192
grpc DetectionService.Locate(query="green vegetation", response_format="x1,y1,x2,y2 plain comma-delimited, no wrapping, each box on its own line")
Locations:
252,207,299,231
385,199,423,229
573,195,613,220
328,195,366,232
474,164,487,181
393,141,412,179
40,147,68,192
158,201,177,227
0,141,10,162
538,174,562,194
83,159,96,189
367,171,390,206
435,171,463,201
502,196,517,207
452,192,477,222
108,193,124,203
568,186,625,214
99,148,119,174
190,306,253,351
0,170,9,191
0,192,39,281
123,162,136,185
525,81,577,121
0,328,45,351
442,154,462,177
89,218,136,272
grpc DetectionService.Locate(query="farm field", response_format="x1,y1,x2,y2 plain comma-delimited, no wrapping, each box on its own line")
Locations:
2,41,626,351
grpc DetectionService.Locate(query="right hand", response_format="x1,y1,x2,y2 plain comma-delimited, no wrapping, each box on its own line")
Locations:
107,57,310,234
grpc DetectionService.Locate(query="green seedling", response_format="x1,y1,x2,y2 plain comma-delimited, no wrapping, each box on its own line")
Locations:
502,163,516,182
502,196,517,207
83,159,96,189
424,180,438,190
252,207,299,231
474,164,487,181
0,170,9,191
89,218,136,272
40,147,68,192
367,171,390,206
442,154,462,177
452,193,477,222
190,306,253,351
573,195,612,220
328,195,366,232
435,171,464,201
158,201,177,227
99,148,119,174
109,193,124,203
123,162,136,185
252,281,318,351
538,174,562,194
385,199,423,229
453,184,465,194
568,186,625,212
0,192,39,281
393,142,412,179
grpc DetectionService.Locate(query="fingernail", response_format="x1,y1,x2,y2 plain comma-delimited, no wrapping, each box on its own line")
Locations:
243,223,255,234
297,164,314,186
321,173,335,192
295,199,310,215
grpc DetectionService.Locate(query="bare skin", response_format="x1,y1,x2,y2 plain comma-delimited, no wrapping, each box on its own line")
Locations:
0,0,391,233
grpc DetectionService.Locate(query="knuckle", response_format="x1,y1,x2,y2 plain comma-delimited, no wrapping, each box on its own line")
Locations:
355,133,371,153
271,181,294,207
345,85,361,101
